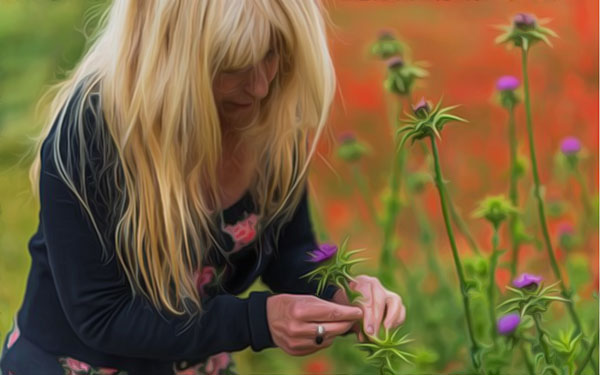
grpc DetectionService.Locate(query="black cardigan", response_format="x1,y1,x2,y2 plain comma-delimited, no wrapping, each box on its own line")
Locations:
3,89,340,374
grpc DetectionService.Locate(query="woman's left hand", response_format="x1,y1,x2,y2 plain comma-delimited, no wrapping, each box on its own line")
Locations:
332,275,406,342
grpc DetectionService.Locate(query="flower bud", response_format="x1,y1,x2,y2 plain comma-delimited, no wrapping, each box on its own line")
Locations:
512,273,543,290
412,97,431,119
307,243,338,263
371,29,403,60
496,75,520,91
497,313,521,336
336,132,367,162
472,195,519,229
560,136,581,156
386,56,404,70
513,13,536,30
495,12,557,50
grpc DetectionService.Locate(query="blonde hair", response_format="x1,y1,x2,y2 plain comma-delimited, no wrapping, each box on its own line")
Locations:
29,0,337,317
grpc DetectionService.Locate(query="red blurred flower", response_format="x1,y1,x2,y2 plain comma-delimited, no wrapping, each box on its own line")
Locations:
303,357,332,374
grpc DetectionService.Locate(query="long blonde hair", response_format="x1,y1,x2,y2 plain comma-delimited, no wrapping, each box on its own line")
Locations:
29,0,337,317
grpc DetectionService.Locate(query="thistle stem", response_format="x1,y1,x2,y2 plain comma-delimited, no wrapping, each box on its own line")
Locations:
573,166,594,228
507,105,522,279
488,227,500,345
520,341,536,375
520,46,587,342
448,192,481,256
429,134,481,370
533,314,553,366
351,164,379,225
575,328,599,375
414,199,454,296
379,105,408,289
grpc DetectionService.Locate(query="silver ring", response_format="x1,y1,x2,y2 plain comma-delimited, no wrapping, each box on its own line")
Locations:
315,324,325,345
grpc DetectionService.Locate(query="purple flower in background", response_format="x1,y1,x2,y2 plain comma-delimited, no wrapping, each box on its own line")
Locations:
513,273,543,289
307,243,338,263
387,56,404,69
338,131,356,143
513,13,536,29
557,222,574,237
560,137,581,155
496,75,520,91
377,28,395,40
497,313,521,335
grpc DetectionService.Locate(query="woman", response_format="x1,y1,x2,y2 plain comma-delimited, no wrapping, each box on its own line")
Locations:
0,1,406,374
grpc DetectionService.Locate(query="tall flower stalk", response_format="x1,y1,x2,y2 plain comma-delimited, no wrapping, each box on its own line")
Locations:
472,195,518,345
496,13,590,346
371,31,428,289
336,132,378,223
397,97,482,370
560,137,596,231
496,74,528,279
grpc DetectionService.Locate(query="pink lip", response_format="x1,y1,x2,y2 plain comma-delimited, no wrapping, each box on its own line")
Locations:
231,101,253,106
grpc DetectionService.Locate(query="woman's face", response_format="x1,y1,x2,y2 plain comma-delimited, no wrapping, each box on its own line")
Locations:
212,49,280,131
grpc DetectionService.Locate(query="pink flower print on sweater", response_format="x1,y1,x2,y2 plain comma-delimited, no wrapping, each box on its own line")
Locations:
57,356,126,374
6,316,20,350
193,266,216,297
221,212,260,253
173,352,234,375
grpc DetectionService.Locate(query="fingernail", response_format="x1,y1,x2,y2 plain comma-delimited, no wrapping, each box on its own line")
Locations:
367,325,374,334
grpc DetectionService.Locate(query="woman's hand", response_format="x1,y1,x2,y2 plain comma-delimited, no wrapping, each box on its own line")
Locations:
332,275,406,342
266,294,363,356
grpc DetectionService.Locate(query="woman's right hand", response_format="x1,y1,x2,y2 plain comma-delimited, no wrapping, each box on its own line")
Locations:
266,294,363,356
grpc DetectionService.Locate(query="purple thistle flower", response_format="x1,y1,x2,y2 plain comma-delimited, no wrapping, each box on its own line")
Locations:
307,243,338,263
513,273,543,289
387,56,404,69
412,97,431,118
560,137,581,155
513,13,536,30
496,75,520,91
497,313,521,335
338,131,356,143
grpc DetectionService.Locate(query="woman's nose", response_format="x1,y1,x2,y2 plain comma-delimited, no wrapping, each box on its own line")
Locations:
244,63,271,100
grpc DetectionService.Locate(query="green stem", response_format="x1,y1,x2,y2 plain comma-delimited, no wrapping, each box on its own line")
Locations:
507,105,522,279
341,277,378,347
414,199,454,296
520,341,536,375
351,164,378,225
575,329,599,375
379,104,408,289
448,192,481,256
488,227,500,345
520,46,586,342
429,134,481,371
573,166,594,226
533,314,553,366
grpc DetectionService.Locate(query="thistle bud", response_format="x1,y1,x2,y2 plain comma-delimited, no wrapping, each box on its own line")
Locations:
497,313,521,336
411,97,431,119
513,13,536,30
